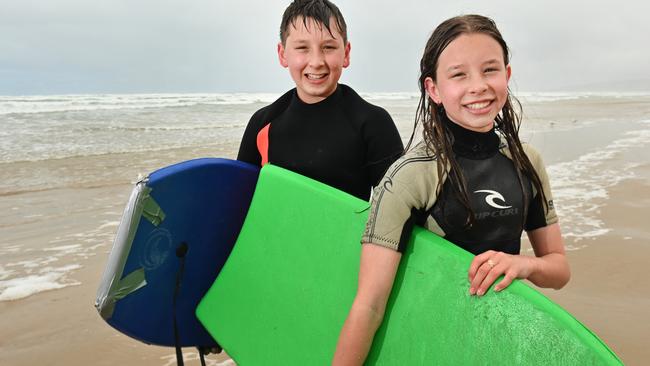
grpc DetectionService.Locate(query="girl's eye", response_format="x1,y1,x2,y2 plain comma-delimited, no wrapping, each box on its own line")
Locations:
451,73,465,78
485,68,498,73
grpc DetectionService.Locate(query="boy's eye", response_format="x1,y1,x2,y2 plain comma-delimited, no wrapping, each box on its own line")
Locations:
451,73,465,78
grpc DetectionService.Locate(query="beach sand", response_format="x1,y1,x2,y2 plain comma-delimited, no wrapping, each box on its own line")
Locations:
537,169,650,364
2,96,650,365
3,177,648,366
1,150,237,366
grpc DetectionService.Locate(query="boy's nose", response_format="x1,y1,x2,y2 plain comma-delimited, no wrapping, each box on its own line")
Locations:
308,50,326,67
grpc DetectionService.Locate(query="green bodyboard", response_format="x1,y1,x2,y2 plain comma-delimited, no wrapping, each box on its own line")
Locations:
196,164,621,365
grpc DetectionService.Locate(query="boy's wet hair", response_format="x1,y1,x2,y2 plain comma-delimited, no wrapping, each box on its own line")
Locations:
280,0,348,45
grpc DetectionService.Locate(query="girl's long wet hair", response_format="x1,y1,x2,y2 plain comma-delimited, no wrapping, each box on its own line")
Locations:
405,14,548,228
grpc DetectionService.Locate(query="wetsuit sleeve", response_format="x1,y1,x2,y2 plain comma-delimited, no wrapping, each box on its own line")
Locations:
236,108,266,166
362,150,437,252
523,144,558,231
361,108,404,187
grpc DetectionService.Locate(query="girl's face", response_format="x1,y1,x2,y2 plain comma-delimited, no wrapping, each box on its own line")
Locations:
424,33,511,132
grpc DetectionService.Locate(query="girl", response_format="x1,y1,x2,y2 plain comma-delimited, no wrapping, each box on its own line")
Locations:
332,14,570,365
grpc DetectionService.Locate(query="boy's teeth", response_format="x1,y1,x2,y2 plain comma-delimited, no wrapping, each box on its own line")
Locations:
466,101,490,110
307,74,326,80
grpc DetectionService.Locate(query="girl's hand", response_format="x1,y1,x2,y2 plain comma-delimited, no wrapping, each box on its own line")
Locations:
467,250,537,296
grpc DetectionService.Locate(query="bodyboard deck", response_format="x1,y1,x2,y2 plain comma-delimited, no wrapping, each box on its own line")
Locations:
197,164,621,365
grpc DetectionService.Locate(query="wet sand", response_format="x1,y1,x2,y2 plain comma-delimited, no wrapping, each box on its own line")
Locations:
0,182,235,366
3,172,649,365
535,169,650,365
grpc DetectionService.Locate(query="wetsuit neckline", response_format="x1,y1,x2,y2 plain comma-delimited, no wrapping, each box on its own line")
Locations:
291,84,343,110
443,114,500,159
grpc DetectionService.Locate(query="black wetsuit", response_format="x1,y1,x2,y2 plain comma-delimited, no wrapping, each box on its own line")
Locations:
237,84,404,201
430,118,548,255
362,115,557,254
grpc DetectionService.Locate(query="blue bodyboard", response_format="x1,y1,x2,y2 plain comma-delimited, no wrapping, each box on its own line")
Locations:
96,158,259,347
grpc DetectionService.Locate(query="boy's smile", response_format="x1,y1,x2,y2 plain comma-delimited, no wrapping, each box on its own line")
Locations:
278,16,350,104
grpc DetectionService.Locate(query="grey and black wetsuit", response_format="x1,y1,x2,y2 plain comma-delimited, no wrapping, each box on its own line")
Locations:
362,116,557,254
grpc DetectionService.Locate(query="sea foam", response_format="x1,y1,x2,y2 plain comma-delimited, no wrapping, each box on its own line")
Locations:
0,93,281,115
548,122,650,243
0,264,82,301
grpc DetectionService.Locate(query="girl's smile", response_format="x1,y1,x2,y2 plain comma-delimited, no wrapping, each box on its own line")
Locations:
424,33,511,132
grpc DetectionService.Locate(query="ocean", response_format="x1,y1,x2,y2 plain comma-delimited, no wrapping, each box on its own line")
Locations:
1,92,649,302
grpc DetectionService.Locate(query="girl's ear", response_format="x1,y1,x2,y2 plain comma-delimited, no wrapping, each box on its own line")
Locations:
424,77,442,105
278,42,289,68
506,64,512,82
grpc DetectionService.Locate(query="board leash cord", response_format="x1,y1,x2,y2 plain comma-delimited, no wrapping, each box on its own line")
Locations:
173,242,209,366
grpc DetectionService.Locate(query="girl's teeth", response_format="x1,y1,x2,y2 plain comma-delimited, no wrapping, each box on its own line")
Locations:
466,101,490,110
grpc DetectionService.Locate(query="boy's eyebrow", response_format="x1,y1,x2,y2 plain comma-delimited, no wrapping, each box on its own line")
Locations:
289,37,340,45
445,64,465,72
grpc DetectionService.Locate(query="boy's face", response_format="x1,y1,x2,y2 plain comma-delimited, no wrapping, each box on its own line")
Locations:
278,16,350,104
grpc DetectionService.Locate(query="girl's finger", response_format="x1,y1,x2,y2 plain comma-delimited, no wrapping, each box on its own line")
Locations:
468,250,495,281
494,271,516,292
476,263,505,296
470,259,497,295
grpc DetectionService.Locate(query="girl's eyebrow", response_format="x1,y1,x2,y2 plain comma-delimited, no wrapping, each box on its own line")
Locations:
445,59,501,72
483,59,501,65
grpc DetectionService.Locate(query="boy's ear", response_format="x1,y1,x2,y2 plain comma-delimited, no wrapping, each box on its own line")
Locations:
424,77,441,104
278,42,289,68
343,42,351,68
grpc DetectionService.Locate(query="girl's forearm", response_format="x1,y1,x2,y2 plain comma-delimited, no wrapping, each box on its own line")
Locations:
525,223,570,289
332,300,385,366
527,252,570,289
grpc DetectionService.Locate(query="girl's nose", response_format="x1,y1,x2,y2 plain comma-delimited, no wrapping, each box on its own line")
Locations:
469,76,488,94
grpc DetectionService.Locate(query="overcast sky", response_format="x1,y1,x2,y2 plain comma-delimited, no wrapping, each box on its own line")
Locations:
1,0,649,95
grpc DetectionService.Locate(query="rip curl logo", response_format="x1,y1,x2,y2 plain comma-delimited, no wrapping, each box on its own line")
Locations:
140,228,172,270
474,189,512,209
382,176,394,193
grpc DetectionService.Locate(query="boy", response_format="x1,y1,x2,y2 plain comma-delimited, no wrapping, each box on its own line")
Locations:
237,0,403,201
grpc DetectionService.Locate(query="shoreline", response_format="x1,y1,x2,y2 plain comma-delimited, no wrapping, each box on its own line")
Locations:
536,171,650,364
1,168,648,365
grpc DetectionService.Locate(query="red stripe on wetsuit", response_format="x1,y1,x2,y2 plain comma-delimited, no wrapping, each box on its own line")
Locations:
256,123,270,166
